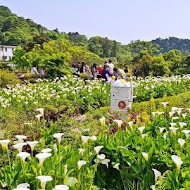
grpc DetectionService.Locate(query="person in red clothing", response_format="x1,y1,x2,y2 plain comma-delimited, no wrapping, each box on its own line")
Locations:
97,65,103,79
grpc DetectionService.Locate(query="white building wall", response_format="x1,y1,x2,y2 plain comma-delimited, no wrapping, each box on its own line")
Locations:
0,46,17,61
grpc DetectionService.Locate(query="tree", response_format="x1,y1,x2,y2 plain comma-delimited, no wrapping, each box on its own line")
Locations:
135,53,153,77
127,40,159,57
164,49,183,74
152,54,170,76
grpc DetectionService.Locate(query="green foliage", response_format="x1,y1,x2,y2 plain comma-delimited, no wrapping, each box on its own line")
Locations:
0,70,20,87
152,37,190,54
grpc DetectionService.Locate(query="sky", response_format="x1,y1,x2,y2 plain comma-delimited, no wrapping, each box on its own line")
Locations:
0,0,190,44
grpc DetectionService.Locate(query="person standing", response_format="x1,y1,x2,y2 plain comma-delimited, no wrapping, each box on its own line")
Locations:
90,63,97,80
108,59,114,73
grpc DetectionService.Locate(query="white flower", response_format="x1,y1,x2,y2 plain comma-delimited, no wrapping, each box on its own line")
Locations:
27,141,38,151
169,111,175,118
152,169,161,181
36,153,52,166
0,139,10,151
17,183,30,188
114,120,123,128
161,102,168,107
178,138,185,149
35,114,43,121
128,121,133,128
142,134,148,138
55,185,69,190
81,136,90,143
182,113,187,118
13,188,30,190
94,146,103,154
97,154,106,160
77,160,86,170
36,108,44,116
169,127,179,135
15,135,27,143
41,148,52,153
99,117,106,126
179,122,187,129
36,176,53,190
170,123,177,127
171,155,183,170
159,127,166,133
53,133,64,143
142,152,149,161
172,117,179,121
138,126,145,134
113,163,120,170
90,136,97,141
100,159,110,167
17,152,30,162
163,131,168,139
171,107,179,111
150,185,156,190
78,148,85,155
13,143,27,152
182,130,190,138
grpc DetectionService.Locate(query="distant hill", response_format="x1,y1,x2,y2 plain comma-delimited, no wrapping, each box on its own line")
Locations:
152,37,190,54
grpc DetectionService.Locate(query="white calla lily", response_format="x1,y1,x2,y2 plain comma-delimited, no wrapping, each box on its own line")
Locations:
0,139,10,151
159,127,166,133
152,169,161,181
15,135,27,143
35,114,43,121
94,146,103,154
113,163,120,170
178,138,185,149
100,158,110,167
78,148,85,155
97,154,106,160
36,153,52,166
138,126,145,134
161,102,168,107
179,122,187,129
55,185,69,190
99,117,106,126
128,121,133,128
182,130,190,138
53,133,64,143
114,120,123,128
27,141,38,151
13,143,27,152
77,160,86,170
36,176,53,190
36,108,44,116
142,152,149,161
81,136,90,143
169,127,179,135
17,152,30,162
17,183,30,188
41,148,52,153
171,155,183,170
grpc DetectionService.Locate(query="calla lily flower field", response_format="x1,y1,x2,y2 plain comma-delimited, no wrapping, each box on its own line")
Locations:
1,75,190,189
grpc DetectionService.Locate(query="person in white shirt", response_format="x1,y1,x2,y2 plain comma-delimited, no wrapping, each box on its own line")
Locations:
30,65,39,75
108,59,114,73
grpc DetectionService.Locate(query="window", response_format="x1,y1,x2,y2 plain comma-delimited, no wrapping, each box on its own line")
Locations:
5,48,7,52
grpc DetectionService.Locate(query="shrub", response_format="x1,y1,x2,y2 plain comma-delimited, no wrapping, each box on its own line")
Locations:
0,70,20,88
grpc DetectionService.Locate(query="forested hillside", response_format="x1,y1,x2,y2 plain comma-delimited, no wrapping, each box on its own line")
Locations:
1,5,190,77
152,37,190,54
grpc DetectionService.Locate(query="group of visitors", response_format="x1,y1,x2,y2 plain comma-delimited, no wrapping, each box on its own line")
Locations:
30,65,45,78
71,59,128,82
